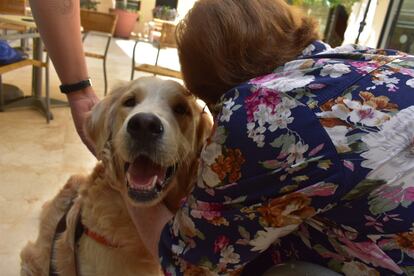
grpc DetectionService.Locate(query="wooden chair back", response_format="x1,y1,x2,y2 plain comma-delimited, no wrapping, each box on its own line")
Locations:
159,22,177,48
0,0,26,15
130,20,181,80
80,9,118,35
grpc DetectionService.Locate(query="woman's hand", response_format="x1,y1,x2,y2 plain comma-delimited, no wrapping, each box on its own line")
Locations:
123,194,174,259
67,86,99,155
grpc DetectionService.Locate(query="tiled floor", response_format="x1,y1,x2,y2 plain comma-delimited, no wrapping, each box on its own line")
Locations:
0,36,180,275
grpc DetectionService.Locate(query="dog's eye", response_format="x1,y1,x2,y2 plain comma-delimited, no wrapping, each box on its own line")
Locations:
123,97,136,107
173,104,188,115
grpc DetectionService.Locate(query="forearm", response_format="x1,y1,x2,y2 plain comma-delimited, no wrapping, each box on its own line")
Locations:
29,0,88,86
30,0,98,154
127,203,173,259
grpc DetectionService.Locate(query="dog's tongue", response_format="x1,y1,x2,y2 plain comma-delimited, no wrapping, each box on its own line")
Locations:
127,156,166,189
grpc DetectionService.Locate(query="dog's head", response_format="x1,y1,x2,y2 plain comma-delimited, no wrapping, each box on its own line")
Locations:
85,77,212,209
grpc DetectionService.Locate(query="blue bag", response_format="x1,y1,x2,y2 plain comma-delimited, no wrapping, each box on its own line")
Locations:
0,40,25,65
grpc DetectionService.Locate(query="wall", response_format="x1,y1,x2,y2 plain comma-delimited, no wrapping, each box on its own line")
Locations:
97,0,113,13
97,0,196,35
133,0,156,34
96,0,196,36
96,0,155,35
176,0,196,20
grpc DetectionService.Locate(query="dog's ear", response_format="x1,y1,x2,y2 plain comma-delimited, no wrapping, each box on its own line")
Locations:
194,104,214,154
163,102,213,213
84,98,111,159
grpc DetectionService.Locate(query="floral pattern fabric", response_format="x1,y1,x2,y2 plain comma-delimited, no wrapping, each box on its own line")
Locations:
159,41,414,276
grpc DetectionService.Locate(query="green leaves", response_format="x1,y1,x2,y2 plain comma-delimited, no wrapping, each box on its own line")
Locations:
270,133,296,152
369,195,400,216
342,179,386,201
198,257,214,270
280,184,299,194
317,159,333,170
401,266,414,275
292,175,309,182
238,226,250,240
348,141,368,153
261,160,283,170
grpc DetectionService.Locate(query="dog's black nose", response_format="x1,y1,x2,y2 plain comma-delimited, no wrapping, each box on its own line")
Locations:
127,113,164,139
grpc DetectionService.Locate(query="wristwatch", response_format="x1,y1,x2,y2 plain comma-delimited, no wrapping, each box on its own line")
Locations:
59,78,92,94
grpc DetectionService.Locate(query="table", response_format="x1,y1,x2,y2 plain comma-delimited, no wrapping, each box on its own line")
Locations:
0,14,66,120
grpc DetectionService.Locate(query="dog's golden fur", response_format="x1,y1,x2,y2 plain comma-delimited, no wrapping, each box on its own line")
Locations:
20,77,213,276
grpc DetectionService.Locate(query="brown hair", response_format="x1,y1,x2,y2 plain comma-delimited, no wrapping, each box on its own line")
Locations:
176,0,319,104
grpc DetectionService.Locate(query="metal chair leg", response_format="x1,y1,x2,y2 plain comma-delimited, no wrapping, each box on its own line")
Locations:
103,37,112,96
82,32,88,42
0,75,4,112
131,40,139,81
155,43,161,67
45,56,51,123
154,43,161,76
103,57,108,96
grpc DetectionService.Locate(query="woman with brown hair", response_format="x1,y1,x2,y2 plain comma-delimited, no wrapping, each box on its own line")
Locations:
126,0,414,275
176,0,319,105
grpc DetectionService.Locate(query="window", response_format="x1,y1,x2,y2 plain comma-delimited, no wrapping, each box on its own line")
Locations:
155,0,178,9
386,0,414,54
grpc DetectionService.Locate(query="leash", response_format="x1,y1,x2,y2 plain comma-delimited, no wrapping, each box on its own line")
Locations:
83,226,120,249
49,200,84,276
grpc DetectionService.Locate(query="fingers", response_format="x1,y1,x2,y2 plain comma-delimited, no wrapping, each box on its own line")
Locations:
70,104,97,156
78,127,97,156
67,88,100,157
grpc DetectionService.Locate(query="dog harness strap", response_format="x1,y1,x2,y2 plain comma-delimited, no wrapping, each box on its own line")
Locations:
49,199,76,276
49,200,84,276
83,226,120,248
74,212,84,276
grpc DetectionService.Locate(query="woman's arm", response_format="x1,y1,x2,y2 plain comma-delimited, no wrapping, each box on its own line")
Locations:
125,201,173,258
29,0,99,154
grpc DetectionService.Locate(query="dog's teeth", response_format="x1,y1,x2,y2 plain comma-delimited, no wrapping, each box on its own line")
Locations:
151,176,158,187
126,174,159,192
140,176,157,191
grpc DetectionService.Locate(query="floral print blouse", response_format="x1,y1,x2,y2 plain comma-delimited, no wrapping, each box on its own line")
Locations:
159,41,414,275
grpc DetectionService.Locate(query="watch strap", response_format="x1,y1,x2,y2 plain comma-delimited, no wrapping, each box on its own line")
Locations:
59,78,92,94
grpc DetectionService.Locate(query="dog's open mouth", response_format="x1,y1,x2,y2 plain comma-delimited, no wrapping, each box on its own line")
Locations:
125,155,176,203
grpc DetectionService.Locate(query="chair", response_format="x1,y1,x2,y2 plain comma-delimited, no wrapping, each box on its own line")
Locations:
80,9,118,96
131,21,182,80
0,58,50,122
0,0,29,50
0,0,27,33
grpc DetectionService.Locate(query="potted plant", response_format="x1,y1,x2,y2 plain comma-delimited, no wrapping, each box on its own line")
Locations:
110,0,141,39
80,0,100,11
152,5,178,21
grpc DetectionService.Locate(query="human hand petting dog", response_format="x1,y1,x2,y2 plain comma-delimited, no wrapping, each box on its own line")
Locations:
67,86,99,156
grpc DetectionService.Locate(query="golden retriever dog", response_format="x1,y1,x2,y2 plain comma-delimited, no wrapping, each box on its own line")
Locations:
20,77,213,276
